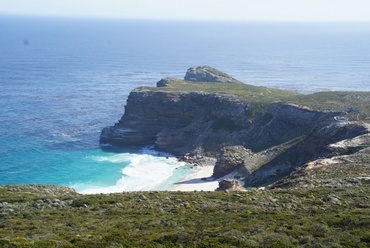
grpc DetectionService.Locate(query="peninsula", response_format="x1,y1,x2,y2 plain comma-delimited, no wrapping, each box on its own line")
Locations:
100,66,370,189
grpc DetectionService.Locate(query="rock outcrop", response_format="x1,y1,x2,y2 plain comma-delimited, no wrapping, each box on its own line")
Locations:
156,77,184,87
184,66,243,84
213,146,255,178
100,66,370,187
216,179,245,191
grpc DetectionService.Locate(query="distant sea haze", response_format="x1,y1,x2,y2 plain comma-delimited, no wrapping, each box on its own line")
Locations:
0,16,369,193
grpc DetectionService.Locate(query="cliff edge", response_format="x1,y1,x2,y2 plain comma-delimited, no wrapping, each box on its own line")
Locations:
100,66,370,187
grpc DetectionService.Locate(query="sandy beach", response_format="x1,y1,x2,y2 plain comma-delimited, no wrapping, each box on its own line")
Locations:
169,165,236,191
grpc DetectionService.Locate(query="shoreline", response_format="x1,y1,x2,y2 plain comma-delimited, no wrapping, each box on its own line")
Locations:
170,155,222,191
169,164,238,191
169,165,217,191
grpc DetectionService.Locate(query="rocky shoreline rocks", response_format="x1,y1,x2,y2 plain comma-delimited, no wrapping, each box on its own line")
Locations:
177,153,217,167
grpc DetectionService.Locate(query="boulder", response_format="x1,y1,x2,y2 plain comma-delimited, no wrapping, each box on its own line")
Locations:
213,146,254,178
156,77,184,87
216,179,245,191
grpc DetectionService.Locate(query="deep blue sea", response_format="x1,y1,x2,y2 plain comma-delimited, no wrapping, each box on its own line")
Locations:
1,16,370,193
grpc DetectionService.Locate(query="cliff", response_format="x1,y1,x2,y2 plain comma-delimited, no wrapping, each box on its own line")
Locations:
100,66,370,187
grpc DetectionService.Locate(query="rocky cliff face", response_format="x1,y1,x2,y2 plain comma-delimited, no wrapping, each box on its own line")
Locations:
212,146,255,178
101,89,339,154
100,90,250,151
100,66,370,187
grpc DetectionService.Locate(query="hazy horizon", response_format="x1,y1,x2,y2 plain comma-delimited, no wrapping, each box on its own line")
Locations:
1,0,370,22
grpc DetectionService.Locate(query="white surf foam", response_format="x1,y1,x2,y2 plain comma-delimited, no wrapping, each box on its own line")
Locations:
77,148,191,194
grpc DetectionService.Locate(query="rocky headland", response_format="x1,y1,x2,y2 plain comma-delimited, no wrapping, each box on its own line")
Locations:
100,66,370,188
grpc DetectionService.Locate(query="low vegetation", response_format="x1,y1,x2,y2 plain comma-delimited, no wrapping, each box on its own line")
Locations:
141,80,298,104
1,179,370,247
140,80,370,120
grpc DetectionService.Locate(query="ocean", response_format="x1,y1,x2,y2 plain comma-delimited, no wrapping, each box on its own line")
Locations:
1,16,370,193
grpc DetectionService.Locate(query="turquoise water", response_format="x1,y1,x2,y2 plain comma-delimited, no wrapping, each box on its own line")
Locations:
1,16,370,193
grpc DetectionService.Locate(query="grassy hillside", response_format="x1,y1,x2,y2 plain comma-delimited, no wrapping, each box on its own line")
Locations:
141,80,298,104
1,182,370,247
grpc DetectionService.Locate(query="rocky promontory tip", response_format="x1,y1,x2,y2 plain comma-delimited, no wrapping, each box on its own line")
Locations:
184,65,243,84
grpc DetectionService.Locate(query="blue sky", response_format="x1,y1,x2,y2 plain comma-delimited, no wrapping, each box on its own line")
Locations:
0,0,369,21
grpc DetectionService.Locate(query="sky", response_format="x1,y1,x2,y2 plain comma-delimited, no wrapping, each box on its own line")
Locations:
0,0,369,22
